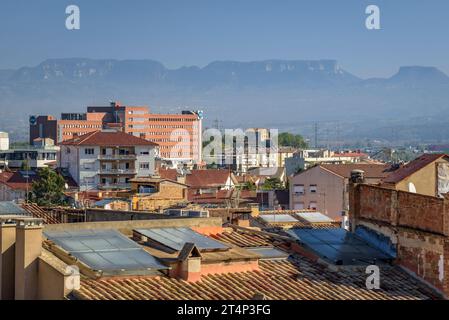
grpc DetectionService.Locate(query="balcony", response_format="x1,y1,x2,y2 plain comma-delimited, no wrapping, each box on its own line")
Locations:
98,183,131,190
98,168,137,175
98,154,137,161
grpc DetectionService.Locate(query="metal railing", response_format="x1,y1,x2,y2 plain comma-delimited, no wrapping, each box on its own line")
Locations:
98,168,137,175
98,154,137,160
97,183,131,190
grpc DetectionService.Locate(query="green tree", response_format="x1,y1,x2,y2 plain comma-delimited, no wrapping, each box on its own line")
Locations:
30,168,67,206
261,178,284,191
240,181,256,191
278,132,308,149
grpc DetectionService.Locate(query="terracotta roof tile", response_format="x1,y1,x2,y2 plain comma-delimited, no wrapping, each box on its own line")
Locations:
0,170,78,191
61,130,158,147
21,203,61,224
159,169,233,188
383,153,448,184
320,163,393,179
74,258,439,300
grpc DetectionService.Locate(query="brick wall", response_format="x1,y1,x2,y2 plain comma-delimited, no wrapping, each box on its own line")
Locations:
354,184,448,234
351,183,449,297
357,184,394,223
397,191,445,234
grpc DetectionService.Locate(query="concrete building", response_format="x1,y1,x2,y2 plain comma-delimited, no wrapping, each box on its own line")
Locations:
30,101,203,165
0,139,58,170
222,128,279,173
289,163,393,220
29,116,58,145
381,153,449,197
0,132,9,151
277,146,297,168
58,130,159,191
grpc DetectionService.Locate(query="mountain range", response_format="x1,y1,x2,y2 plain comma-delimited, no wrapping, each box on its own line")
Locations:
1,58,449,143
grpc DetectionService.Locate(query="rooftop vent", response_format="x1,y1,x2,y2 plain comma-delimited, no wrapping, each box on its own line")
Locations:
350,169,365,183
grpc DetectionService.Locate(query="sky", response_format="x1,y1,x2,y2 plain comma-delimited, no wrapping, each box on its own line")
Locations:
0,0,448,78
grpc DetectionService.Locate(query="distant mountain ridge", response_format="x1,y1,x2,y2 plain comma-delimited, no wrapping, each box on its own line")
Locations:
4,58,361,87
3,58,449,89
1,58,449,143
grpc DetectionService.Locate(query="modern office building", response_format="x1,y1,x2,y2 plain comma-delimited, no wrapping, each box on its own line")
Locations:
30,102,203,165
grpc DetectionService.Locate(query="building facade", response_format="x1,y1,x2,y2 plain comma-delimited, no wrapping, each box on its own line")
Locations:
58,130,159,191
30,102,203,165
381,153,449,197
289,163,392,220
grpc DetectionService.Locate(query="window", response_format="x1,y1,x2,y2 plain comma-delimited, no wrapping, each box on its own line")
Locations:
83,162,95,170
309,201,318,210
293,185,305,195
310,185,317,193
84,148,94,155
294,203,305,210
140,162,150,170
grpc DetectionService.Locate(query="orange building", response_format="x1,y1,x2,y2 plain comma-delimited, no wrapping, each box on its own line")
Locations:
30,102,203,164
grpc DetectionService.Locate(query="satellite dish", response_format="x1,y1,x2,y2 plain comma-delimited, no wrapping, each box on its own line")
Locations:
408,182,417,193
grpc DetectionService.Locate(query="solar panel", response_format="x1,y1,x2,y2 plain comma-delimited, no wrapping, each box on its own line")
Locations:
259,214,299,224
0,202,28,216
246,247,289,260
286,228,393,265
44,229,168,274
134,227,230,251
295,211,334,223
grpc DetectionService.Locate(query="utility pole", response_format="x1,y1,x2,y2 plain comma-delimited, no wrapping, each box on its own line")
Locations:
314,122,318,148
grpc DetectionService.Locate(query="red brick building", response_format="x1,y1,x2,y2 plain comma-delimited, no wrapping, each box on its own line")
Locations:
30,102,203,164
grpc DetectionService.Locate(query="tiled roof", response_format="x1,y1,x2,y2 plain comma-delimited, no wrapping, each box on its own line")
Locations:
210,229,277,247
320,163,393,179
159,169,233,188
21,203,61,224
334,152,368,158
74,258,438,300
187,170,233,188
383,153,448,184
52,227,439,300
61,130,158,147
157,168,179,181
188,189,232,204
0,171,37,191
0,170,78,191
254,217,339,229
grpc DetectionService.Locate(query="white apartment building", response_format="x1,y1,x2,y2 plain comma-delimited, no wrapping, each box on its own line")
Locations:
59,130,159,191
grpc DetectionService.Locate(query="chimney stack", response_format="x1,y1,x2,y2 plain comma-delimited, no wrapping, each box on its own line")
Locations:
176,243,202,282
0,219,16,300
14,218,43,300
350,169,365,184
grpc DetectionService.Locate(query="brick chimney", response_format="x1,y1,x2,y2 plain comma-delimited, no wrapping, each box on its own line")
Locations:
176,243,202,282
14,218,43,300
0,219,16,300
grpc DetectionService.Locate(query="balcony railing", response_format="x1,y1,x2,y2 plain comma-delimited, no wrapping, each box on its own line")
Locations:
98,169,137,175
98,183,131,190
98,154,137,160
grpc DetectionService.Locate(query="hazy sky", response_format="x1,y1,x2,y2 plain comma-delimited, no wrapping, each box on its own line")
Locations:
0,0,448,78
